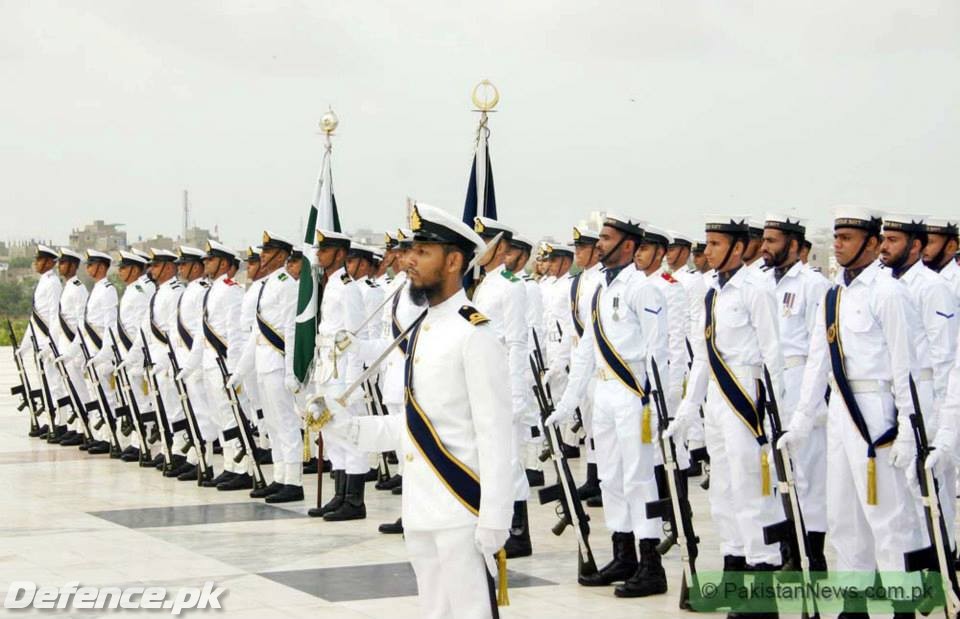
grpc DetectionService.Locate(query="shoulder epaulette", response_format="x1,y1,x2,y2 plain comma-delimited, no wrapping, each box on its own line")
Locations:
104,281,113,288
134,284,144,293
224,278,239,286
661,272,678,284
365,279,378,288
500,270,520,283
341,272,352,284
72,279,82,286
278,272,288,281
459,305,489,326
171,281,183,289
199,280,211,288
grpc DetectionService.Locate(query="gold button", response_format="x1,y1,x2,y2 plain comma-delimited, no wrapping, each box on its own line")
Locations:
423,324,430,331
414,357,420,364
405,453,414,462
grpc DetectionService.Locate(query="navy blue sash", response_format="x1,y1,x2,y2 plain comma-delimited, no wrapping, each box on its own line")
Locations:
31,307,50,338
404,314,480,516
116,317,133,351
256,283,284,353
202,288,228,359
391,291,407,354
149,293,168,345
58,300,76,342
176,294,193,349
824,285,897,505
590,286,644,397
83,319,103,350
569,272,585,338
704,288,766,445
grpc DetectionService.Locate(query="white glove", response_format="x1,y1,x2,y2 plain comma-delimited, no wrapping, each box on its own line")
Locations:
663,402,696,441
115,358,131,373
334,329,356,352
53,353,69,366
543,364,564,386
543,403,574,427
225,373,242,391
176,366,195,382
777,409,816,452
925,448,949,473
474,526,509,557
284,374,300,394
888,434,914,469
38,347,54,364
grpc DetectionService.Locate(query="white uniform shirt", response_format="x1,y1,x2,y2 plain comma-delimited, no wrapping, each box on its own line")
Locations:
240,279,267,345
570,264,604,351
651,268,690,407
52,276,88,352
768,261,830,361
673,266,707,367
352,289,514,531
115,274,155,358
558,264,668,412
136,277,183,372
473,263,528,420
236,267,297,377
174,278,209,359
679,265,784,420
26,269,63,352
78,278,118,357
522,274,544,356
357,277,386,340
316,267,364,384
937,259,960,305
793,261,919,424
185,273,243,372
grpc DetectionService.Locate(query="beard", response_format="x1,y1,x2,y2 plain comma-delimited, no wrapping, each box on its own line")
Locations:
408,281,442,307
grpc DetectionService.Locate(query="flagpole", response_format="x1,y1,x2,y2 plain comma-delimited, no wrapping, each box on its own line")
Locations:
471,80,499,218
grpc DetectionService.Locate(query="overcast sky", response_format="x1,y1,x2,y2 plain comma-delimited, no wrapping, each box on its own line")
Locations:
2,1,959,249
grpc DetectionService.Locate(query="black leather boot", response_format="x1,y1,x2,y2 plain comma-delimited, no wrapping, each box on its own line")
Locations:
504,501,533,558
578,463,601,500
60,431,85,447
807,531,828,574
266,484,305,503
526,468,545,487
375,474,402,491
176,464,198,481
250,481,283,498
579,532,638,586
323,474,367,521
379,518,403,534
302,457,318,474
46,425,69,444
87,440,111,455
217,473,253,491
120,446,140,462
202,469,234,488
728,563,779,619
615,538,668,597
309,470,345,517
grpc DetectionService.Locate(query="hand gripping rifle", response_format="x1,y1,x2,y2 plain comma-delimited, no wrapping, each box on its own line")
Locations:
644,358,700,610
46,334,94,443
107,328,155,465
139,328,176,473
7,319,43,432
904,376,960,619
77,331,121,453
760,365,819,619
531,327,583,433
214,356,267,490
529,353,598,580
27,322,60,433
163,337,210,481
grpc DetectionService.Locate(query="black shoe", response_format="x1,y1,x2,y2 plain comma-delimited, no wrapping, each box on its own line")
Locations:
46,425,69,443
579,532,638,586
212,440,222,455
561,443,581,459
525,469,545,487
303,458,318,474
309,470,346,517
202,470,235,488
386,451,398,465
615,538,668,597
807,531,828,575
109,444,123,459
151,454,166,468
323,474,367,521
376,474,402,491
321,459,332,473
364,468,379,483
60,432,85,447
577,463,601,500
250,481,283,498
266,484,304,504
379,518,403,534
87,440,111,455
120,446,140,462
727,563,779,619
217,473,253,491
255,447,273,465
166,461,193,478
391,484,403,495
176,464,199,481
198,468,214,486
504,501,532,558
29,424,49,438
701,473,710,490
586,494,603,508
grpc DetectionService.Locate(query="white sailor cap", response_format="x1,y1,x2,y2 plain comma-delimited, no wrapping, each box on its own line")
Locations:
384,230,399,249
85,249,112,265
834,205,882,233
118,250,148,267
473,216,515,242
641,225,672,246
204,239,236,261
262,231,294,253
410,203,485,257
747,218,765,238
175,245,205,264
764,213,807,236
925,217,959,238
692,240,707,253
245,246,261,261
315,228,351,248
572,225,600,245
542,242,575,258
882,212,927,236
347,243,378,261
396,228,414,248
705,215,750,235
602,214,646,238
36,244,59,260
510,233,535,254
57,247,82,262
149,248,178,262
667,231,693,247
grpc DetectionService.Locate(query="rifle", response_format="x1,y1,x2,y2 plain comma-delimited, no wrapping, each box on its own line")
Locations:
645,358,700,609
164,336,210,481
530,353,598,580
7,319,42,432
77,330,121,453
46,335,94,442
532,327,583,433
761,365,819,619
140,328,175,473
27,322,60,433
904,376,960,619
214,356,267,490
107,328,154,465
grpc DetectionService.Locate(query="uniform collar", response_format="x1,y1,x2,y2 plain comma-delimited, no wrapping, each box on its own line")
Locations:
941,259,960,279
774,260,804,284
897,259,926,285
65,275,79,285
329,266,346,281
428,288,468,317
839,259,881,288
487,263,506,277
42,269,58,280
604,262,639,286
712,265,748,290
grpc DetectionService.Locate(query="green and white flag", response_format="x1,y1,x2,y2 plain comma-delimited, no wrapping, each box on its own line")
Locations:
293,138,339,383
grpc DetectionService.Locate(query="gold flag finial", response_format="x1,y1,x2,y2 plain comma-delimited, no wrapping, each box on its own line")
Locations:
471,80,500,112
320,107,339,135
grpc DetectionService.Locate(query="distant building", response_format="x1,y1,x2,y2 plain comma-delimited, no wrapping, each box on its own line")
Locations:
183,226,217,249
69,220,127,253
807,226,832,275
130,234,177,253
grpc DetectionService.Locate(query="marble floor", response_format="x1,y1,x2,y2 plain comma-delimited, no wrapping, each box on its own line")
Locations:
0,355,799,618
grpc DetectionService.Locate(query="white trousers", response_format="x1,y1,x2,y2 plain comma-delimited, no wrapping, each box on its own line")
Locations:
703,379,783,565
318,380,369,474
58,358,90,436
202,366,249,474
826,390,925,574
405,526,496,619
592,379,660,538
779,364,828,533
511,421,531,501
257,369,302,486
